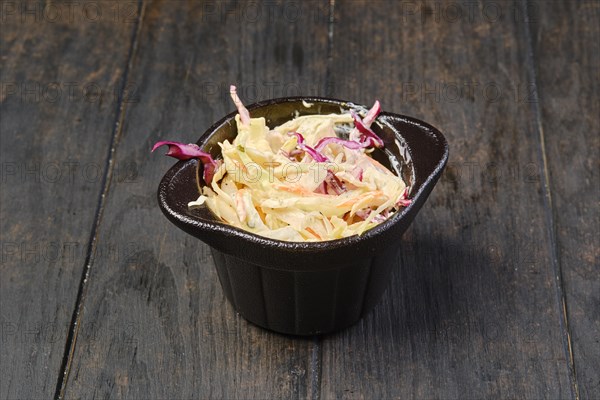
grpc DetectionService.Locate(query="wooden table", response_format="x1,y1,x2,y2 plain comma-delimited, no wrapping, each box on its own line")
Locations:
1,1,598,399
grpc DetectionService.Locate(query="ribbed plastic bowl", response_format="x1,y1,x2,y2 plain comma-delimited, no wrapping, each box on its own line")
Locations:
158,97,448,335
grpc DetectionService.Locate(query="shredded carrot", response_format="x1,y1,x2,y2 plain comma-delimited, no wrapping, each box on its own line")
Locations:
305,227,322,240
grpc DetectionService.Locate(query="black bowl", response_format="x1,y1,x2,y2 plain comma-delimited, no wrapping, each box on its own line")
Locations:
158,97,448,335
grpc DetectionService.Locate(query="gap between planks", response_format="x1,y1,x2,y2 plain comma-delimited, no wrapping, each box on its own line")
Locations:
52,1,147,399
520,1,579,399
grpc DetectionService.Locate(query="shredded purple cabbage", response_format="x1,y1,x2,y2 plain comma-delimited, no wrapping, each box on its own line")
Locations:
152,141,220,184
315,136,367,152
396,187,412,207
313,170,346,195
289,132,329,162
352,112,385,148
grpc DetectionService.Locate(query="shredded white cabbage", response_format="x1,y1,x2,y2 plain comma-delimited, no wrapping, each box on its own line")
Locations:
190,108,410,242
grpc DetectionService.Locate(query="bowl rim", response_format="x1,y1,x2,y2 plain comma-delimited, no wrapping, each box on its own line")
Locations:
158,96,449,253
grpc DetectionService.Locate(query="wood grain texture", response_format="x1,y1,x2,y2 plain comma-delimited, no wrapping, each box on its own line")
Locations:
0,4,137,399
319,0,573,398
530,1,600,398
2,0,596,398
62,0,329,398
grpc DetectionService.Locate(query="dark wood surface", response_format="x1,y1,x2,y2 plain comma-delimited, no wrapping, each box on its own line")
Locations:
0,4,138,399
320,0,572,398
0,1,597,399
530,2,600,399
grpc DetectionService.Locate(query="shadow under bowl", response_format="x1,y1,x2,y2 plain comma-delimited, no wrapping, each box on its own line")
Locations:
158,97,448,335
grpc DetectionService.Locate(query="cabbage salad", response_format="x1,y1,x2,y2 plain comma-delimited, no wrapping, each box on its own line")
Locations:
153,85,411,242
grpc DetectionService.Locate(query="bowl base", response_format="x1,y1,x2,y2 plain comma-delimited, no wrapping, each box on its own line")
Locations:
211,246,398,335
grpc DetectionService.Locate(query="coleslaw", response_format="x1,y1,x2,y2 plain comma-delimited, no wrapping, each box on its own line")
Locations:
153,86,411,242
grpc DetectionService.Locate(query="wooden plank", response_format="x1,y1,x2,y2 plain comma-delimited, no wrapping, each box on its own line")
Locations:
62,1,330,398
0,2,138,399
530,1,600,398
319,1,574,398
